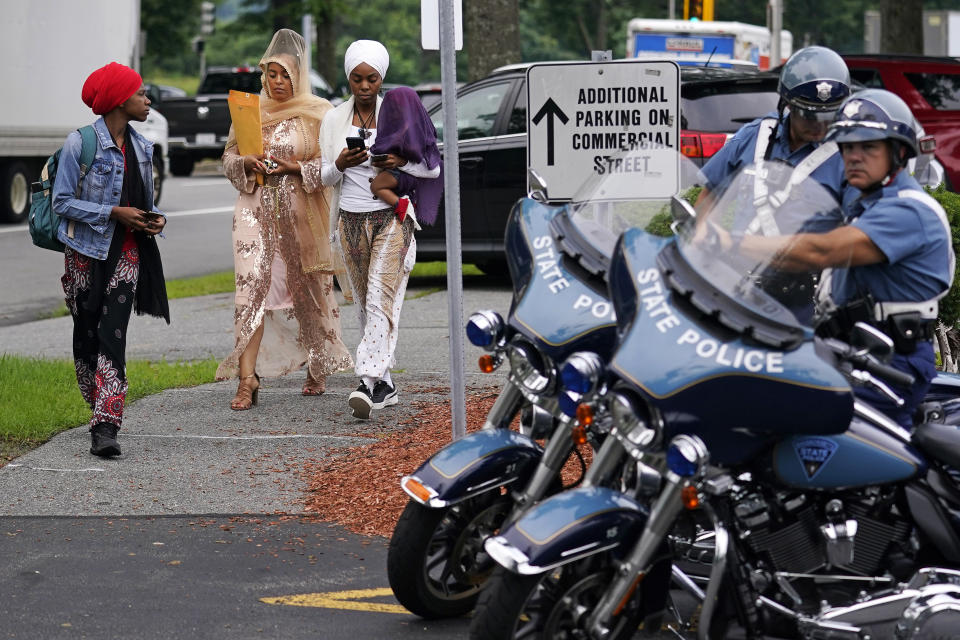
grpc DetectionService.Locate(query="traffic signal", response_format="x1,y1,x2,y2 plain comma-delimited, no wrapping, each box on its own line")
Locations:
200,1,216,35
683,0,714,20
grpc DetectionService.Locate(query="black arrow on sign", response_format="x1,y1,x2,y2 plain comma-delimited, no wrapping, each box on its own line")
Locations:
531,98,569,166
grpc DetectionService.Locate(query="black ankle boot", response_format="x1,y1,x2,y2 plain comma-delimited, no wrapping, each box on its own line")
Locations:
90,423,121,457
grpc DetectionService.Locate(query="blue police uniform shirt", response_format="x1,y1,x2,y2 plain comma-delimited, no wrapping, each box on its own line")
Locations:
830,170,952,307
699,111,846,203
831,170,953,429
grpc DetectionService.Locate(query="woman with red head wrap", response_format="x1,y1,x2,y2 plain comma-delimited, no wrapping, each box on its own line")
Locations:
53,61,169,458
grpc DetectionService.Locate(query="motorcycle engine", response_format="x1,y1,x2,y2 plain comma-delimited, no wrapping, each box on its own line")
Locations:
734,487,913,579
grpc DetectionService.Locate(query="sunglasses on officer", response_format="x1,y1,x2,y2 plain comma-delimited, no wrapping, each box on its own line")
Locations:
791,105,837,123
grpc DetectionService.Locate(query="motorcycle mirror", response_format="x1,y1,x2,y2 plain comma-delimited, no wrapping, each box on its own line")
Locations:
670,195,696,223
850,322,894,363
527,169,548,202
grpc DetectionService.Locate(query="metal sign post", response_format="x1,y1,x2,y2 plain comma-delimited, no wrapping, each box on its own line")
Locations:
437,0,466,440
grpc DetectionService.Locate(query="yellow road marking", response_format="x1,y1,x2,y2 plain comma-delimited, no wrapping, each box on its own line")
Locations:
260,588,408,614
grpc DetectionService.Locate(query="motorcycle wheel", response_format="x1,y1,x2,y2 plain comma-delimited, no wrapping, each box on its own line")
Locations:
387,492,512,618
470,559,646,640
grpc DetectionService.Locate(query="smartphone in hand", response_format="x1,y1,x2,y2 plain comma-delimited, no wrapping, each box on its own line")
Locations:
346,136,366,150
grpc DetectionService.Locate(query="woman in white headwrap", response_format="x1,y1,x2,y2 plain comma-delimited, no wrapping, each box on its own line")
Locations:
319,39,440,420
216,29,352,410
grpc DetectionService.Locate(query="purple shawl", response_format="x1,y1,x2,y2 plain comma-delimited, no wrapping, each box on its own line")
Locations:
370,87,443,225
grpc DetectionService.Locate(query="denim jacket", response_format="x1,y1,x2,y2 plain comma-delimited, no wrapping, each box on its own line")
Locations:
52,117,162,260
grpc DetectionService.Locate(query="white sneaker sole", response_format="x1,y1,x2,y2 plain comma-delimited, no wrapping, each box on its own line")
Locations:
371,393,399,410
349,392,373,419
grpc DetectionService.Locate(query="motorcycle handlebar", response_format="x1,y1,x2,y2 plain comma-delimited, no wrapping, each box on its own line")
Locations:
824,338,916,387
858,355,915,387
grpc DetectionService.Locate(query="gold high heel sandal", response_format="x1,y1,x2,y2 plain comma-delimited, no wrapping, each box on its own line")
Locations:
302,372,326,396
230,373,260,410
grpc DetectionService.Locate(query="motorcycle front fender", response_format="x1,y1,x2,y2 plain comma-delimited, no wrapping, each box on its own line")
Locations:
400,429,543,508
485,487,649,575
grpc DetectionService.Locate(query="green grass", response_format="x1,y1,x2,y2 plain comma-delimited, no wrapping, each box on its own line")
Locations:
0,354,218,448
164,271,235,298
41,265,485,320
40,271,239,320
144,73,200,96
411,262,484,278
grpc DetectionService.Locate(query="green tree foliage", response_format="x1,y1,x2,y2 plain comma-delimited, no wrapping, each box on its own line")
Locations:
521,0,663,60
141,1,958,88
203,7,272,68
141,0,203,76
334,0,443,87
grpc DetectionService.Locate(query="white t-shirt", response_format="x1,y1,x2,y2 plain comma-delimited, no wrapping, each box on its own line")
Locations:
322,124,440,213
338,126,382,213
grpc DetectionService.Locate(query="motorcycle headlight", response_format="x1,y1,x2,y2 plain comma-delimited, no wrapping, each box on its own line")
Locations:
508,339,555,395
557,390,581,418
666,435,709,478
560,351,604,395
608,391,659,453
466,310,505,350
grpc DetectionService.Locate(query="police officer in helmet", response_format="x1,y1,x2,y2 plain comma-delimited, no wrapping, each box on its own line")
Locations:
697,46,851,208
712,89,954,428
819,89,954,426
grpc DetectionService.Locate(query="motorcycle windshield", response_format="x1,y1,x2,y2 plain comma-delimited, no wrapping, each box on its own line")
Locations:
562,148,702,264
673,159,845,333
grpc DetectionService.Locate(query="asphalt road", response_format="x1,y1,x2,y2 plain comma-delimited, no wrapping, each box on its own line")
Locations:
1,168,236,326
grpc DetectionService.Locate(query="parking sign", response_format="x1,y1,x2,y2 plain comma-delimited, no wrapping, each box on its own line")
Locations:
526,60,680,202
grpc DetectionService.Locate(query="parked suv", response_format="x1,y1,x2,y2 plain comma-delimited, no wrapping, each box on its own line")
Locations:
417,62,781,272
842,54,960,190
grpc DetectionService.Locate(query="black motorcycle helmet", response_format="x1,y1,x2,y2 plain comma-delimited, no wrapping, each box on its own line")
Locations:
778,46,852,122
826,89,919,185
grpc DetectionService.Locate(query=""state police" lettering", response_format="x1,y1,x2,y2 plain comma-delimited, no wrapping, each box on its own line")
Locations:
532,235,570,293
636,268,784,374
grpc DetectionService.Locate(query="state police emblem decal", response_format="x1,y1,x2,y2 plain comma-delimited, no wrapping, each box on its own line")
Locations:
793,437,838,479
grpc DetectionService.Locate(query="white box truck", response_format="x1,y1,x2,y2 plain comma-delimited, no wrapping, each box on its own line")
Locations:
924,10,960,57
0,0,168,224
626,19,793,70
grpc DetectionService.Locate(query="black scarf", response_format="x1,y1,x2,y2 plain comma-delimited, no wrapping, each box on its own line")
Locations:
85,126,170,323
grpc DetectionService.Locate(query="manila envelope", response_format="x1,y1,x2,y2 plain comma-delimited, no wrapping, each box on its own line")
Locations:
227,90,264,185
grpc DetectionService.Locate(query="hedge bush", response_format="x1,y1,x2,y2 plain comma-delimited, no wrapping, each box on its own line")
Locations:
929,186,960,329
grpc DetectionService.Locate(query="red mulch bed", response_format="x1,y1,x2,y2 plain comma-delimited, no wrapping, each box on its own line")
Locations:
301,390,591,538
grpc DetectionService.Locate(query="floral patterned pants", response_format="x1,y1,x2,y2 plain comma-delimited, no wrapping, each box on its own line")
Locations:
338,208,415,380
62,245,140,429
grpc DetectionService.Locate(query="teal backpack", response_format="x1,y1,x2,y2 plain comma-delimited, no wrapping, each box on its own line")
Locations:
29,125,97,252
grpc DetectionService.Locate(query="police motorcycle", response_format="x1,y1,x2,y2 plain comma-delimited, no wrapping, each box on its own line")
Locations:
471,153,960,639
386,150,699,619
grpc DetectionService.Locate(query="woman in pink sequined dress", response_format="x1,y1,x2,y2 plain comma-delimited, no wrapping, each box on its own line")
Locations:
216,29,352,410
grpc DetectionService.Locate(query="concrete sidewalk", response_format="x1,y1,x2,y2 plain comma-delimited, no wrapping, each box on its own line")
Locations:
0,286,511,517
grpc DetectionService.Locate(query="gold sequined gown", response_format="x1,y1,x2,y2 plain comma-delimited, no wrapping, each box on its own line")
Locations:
216,117,353,381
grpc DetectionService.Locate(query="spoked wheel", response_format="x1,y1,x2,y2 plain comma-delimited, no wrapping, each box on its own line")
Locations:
388,491,512,618
470,558,647,640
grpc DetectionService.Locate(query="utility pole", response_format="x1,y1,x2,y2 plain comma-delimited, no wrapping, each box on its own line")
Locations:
302,14,313,79
198,1,216,78
768,0,783,69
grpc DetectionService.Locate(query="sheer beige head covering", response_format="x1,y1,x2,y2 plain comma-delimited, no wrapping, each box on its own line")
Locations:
227,29,336,276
